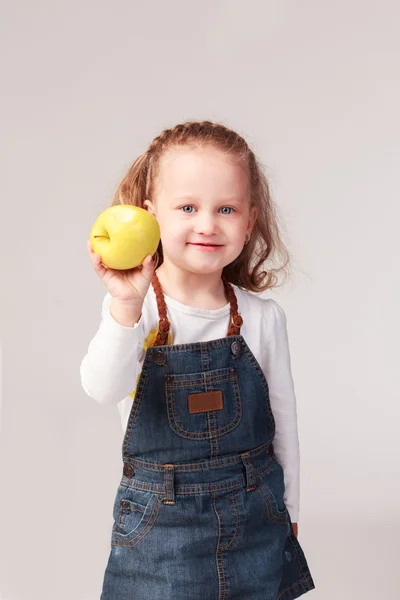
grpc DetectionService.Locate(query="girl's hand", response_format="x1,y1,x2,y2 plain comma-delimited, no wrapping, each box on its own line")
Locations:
86,240,155,309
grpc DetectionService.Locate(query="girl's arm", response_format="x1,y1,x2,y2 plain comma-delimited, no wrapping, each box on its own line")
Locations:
263,300,301,525
80,293,145,405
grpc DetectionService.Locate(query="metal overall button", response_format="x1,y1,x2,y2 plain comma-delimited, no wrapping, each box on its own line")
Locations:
123,463,135,478
230,340,243,357
152,351,167,366
120,500,130,510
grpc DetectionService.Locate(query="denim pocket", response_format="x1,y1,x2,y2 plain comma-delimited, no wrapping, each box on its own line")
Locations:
257,459,289,524
165,366,242,439
111,486,161,548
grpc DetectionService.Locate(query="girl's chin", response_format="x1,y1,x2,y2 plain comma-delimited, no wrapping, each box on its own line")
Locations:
164,248,240,272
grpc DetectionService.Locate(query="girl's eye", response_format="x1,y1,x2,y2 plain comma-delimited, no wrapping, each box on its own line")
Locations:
180,206,235,214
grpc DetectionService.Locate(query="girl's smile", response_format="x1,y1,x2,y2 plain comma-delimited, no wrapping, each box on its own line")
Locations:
187,242,225,252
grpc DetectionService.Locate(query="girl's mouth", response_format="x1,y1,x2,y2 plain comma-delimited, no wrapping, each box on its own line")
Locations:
188,243,223,252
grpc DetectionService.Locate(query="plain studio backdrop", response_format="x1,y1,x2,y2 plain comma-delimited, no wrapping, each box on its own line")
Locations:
0,1,399,598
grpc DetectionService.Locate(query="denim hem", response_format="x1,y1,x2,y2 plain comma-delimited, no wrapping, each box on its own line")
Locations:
278,576,316,599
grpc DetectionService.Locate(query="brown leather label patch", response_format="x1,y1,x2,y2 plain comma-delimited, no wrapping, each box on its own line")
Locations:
188,390,223,414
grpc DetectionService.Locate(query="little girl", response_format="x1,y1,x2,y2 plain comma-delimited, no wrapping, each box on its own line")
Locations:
81,121,315,599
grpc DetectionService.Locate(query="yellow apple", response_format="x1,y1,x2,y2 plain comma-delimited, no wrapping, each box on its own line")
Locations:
90,204,160,270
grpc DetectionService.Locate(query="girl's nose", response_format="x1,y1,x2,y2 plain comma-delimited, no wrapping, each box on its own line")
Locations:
193,213,217,235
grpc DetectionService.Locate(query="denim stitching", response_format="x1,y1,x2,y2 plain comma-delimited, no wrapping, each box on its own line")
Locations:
121,457,277,496
117,504,128,529
166,374,233,387
122,362,150,456
111,496,160,548
212,492,227,600
219,489,239,552
151,336,243,353
241,453,257,491
256,486,288,524
208,406,221,459
162,464,175,505
287,527,308,581
212,410,220,458
201,343,209,373
164,366,234,386
278,577,314,599
117,500,145,532
165,369,243,440
123,439,273,472
240,342,276,427
207,412,217,459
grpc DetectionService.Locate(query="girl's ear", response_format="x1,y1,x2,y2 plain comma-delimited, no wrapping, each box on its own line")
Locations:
247,205,258,234
143,199,156,216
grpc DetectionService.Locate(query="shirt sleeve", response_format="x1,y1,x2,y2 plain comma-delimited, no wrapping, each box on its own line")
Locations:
263,299,300,522
80,293,145,405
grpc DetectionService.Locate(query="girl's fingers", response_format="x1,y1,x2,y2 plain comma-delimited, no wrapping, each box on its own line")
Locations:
140,255,154,282
87,241,102,266
87,240,97,257
87,241,108,279
87,240,102,262
87,242,154,299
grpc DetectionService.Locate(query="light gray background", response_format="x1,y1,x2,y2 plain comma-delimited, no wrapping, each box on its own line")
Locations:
0,1,399,598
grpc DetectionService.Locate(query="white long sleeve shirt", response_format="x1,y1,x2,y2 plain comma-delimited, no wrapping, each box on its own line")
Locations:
80,284,301,521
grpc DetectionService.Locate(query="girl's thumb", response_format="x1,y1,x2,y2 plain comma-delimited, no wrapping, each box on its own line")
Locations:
141,255,155,280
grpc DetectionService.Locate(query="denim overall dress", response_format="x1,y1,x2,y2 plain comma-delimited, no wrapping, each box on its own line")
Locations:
100,274,315,600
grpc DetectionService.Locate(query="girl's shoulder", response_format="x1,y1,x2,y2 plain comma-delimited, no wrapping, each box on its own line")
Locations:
234,285,286,317
234,286,288,335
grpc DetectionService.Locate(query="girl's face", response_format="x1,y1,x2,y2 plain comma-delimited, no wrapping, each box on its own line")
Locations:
144,145,257,277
